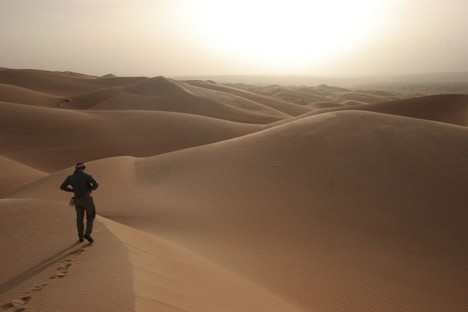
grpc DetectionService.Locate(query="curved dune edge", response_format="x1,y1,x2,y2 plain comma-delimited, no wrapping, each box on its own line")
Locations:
99,216,304,312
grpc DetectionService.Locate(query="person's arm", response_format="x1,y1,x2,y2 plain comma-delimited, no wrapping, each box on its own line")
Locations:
89,176,99,191
60,176,74,192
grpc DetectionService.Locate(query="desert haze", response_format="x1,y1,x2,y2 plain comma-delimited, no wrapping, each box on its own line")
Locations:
1,68,468,311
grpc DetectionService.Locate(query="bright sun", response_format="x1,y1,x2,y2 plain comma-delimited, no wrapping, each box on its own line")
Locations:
181,0,389,72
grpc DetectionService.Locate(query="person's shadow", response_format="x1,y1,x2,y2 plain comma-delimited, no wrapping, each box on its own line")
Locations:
0,242,82,294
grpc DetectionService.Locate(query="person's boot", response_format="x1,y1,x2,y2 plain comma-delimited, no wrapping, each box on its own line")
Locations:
84,234,94,243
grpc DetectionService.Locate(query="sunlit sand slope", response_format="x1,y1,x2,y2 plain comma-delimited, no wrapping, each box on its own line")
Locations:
128,111,468,311
101,217,304,312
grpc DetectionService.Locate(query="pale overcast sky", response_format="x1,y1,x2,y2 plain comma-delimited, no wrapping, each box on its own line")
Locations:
1,0,467,77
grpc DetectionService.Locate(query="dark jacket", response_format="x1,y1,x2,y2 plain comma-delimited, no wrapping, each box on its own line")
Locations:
60,171,99,198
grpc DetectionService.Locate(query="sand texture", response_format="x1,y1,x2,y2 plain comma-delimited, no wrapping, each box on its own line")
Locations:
1,68,467,312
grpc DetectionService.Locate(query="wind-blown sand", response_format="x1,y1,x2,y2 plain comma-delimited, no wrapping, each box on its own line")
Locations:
1,68,467,311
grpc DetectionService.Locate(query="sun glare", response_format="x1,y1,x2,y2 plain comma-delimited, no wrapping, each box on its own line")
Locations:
181,0,390,73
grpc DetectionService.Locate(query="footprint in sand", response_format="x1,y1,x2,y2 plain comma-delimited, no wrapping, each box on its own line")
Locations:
49,247,87,279
30,283,48,292
70,248,86,256
51,272,67,279
1,296,31,310
2,245,91,310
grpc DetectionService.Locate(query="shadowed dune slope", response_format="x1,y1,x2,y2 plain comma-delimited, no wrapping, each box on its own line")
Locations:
274,94,468,128
0,101,260,172
11,111,468,311
0,155,47,197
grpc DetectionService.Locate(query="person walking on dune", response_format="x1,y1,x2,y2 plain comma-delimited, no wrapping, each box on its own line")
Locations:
60,162,99,243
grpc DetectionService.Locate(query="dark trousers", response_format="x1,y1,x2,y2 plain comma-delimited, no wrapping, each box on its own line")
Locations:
75,197,96,238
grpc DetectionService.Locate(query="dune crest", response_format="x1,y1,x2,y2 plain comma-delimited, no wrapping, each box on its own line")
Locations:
124,76,190,96
101,217,304,312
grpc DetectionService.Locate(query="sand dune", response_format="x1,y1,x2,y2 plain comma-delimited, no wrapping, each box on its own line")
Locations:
0,83,65,108
0,68,105,97
306,101,346,109
0,155,46,197
1,68,467,312
360,94,468,126
338,92,397,104
225,82,406,108
9,110,468,311
61,77,290,123
0,199,136,312
183,80,311,116
101,217,304,312
124,76,189,96
271,94,468,128
0,68,146,97
0,101,260,172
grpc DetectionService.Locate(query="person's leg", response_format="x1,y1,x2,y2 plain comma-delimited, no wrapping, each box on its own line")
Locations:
83,198,96,242
75,205,85,241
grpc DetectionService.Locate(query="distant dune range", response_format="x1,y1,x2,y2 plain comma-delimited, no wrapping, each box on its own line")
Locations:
269,94,468,128
0,101,261,173
1,68,467,312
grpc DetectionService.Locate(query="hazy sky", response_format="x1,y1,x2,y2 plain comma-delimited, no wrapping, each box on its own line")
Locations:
1,0,467,77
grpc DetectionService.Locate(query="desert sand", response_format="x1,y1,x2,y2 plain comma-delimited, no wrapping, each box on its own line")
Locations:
1,68,467,311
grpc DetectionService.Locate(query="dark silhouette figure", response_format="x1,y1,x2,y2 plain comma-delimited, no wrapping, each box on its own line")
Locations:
60,163,99,243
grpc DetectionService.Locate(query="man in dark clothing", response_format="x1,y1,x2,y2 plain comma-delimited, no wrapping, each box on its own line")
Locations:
60,162,99,243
